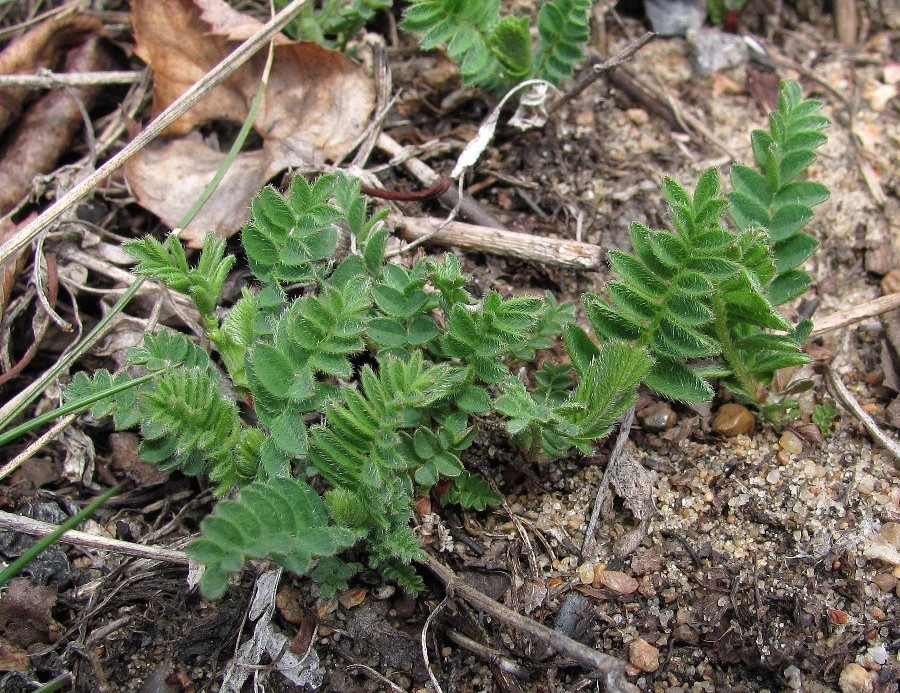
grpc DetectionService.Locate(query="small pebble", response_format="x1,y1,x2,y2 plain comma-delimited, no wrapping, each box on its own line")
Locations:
784,664,802,690
867,644,889,665
881,268,900,295
599,570,639,595
628,637,660,672
880,522,900,549
638,402,677,430
577,562,595,585
766,470,782,484
338,587,367,609
871,573,897,593
828,608,849,625
712,403,755,436
687,27,749,74
671,624,698,645
839,662,873,693
864,535,900,566
644,0,705,36
779,430,804,456
626,108,649,125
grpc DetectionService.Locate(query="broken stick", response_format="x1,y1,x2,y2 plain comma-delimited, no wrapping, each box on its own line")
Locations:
399,215,605,271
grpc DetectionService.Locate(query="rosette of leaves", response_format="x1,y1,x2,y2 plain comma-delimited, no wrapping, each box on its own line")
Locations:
64,170,651,597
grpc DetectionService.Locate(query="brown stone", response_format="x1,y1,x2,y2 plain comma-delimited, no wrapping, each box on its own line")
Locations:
672,624,699,645
599,570,639,595
628,638,660,672
712,403,755,436
882,269,900,295
871,573,898,593
637,402,677,431
338,587,368,609
838,662,873,693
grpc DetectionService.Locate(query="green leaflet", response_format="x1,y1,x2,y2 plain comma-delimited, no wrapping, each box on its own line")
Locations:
496,342,651,457
124,233,234,322
535,0,591,84
187,477,358,599
401,0,590,91
442,471,502,511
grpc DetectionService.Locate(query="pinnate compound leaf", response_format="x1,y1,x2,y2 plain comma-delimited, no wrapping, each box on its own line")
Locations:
187,477,356,599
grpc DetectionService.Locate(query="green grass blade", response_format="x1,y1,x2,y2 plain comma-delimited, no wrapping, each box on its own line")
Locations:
0,486,119,587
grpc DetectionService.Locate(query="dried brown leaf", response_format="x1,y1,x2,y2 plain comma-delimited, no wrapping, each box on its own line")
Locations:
126,0,374,244
124,136,275,237
599,450,656,559
0,13,100,135
0,37,114,214
0,639,29,673
0,578,62,648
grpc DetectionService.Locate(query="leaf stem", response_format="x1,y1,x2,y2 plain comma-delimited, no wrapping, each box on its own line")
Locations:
711,294,760,402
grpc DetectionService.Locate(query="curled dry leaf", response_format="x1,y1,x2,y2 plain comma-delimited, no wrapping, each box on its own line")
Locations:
0,31,109,326
599,450,656,559
0,13,101,136
126,0,374,245
0,37,114,214
0,578,62,649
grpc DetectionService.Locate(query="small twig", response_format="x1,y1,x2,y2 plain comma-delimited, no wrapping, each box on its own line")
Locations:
0,1,82,43
0,70,144,88
0,509,190,565
344,43,394,169
421,555,629,689
581,406,635,559
445,628,532,680
399,216,606,271
344,664,407,693
809,292,900,337
548,32,655,116
0,413,77,482
825,366,900,463
421,595,449,693
660,529,702,569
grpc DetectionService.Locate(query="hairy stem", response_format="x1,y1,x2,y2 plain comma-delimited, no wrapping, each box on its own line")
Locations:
711,294,761,402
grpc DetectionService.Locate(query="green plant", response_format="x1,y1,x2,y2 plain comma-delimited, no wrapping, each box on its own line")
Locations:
274,0,392,50
812,401,839,436
51,80,828,601
567,80,829,415
400,0,591,91
64,173,645,597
